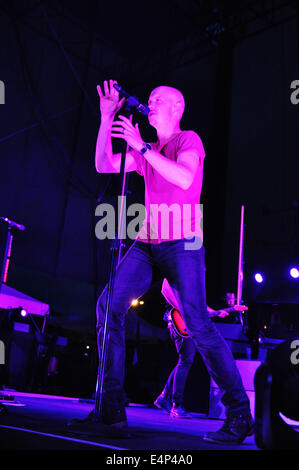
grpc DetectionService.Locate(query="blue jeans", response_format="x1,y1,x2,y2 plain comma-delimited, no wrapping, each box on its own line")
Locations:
162,329,196,406
96,238,250,416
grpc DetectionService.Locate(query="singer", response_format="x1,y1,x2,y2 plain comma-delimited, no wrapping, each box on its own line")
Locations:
93,79,253,444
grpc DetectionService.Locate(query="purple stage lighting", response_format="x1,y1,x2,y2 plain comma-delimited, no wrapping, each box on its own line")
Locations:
290,268,299,279
254,273,264,283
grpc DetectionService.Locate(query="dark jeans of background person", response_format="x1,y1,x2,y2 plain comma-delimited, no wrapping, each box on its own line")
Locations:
162,328,196,405
96,238,250,416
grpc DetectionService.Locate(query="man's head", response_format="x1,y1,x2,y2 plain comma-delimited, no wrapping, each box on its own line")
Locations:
148,86,185,131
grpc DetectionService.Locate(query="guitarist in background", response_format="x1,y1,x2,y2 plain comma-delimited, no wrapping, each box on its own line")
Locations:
154,279,247,418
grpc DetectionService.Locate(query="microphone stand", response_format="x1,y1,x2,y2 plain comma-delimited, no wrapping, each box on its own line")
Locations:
68,103,133,438
0,218,25,412
68,84,149,437
93,106,132,423
236,205,245,322
236,205,249,334
0,225,13,295
0,218,25,294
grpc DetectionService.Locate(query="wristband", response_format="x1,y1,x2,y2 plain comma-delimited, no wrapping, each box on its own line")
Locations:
140,143,152,155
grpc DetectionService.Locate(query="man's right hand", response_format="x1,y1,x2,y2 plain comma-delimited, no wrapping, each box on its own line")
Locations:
95,79,138,174
97,79,126,119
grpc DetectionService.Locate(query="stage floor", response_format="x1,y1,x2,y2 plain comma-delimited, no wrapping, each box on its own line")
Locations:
0,391,260,451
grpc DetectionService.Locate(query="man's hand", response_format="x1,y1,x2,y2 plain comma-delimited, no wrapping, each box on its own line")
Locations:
217,309,230,318
97,79,126,119
233,305,248,311
207,306,229,318
111,115,144,152
208,305,248,319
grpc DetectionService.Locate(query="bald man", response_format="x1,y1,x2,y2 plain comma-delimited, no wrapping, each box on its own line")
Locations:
93,80,253,444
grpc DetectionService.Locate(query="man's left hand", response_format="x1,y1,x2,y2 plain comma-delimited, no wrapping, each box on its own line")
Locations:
111,115,144,152
233,305,248,311
217,309,230,318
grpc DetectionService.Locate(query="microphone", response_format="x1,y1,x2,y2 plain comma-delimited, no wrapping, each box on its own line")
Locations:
113,84,150,116
0,217,26,231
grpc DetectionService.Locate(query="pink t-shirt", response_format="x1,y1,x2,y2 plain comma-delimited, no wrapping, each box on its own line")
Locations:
133,130,205,244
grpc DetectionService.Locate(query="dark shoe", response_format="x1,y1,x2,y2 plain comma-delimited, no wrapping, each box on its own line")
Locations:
67,406,127,428
68,390,128,428
154,394,172,413
102,390,127,427
68,407,128,428
170,404,192,419
100,402,128,427
67,407,94,426
203,413,254,445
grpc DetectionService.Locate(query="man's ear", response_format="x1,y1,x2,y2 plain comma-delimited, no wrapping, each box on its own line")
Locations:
173,100,184,117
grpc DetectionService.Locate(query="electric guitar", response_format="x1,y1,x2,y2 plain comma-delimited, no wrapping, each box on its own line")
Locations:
166,305,248,338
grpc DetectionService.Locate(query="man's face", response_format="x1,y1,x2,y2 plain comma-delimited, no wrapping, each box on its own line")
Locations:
147,88,176,129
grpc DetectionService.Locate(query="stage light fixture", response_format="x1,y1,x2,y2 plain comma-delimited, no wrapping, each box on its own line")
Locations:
131,299,139,307
254,338,299,449
20,308,28,317
8,307,28,318
290,267,299,279
254,273,264,283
